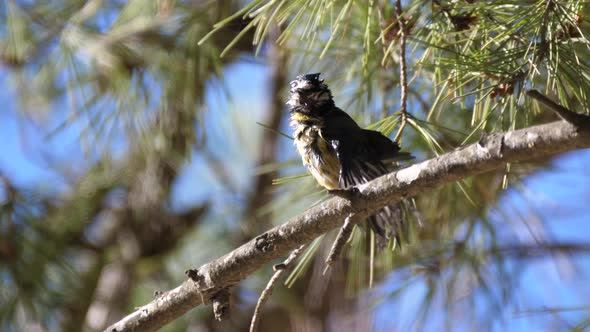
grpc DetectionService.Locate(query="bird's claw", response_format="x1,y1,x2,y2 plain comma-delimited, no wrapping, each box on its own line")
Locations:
327,187,361,200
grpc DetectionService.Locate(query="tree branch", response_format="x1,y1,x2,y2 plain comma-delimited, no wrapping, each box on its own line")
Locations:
106,119,590,332
527,90,590,129
323,213,358,272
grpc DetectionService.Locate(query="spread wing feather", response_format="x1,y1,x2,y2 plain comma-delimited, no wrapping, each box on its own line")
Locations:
321,109,410,240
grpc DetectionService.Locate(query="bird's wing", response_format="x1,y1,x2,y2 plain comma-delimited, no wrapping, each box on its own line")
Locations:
321,109,411,240
320,109,409,188
363,129,414,162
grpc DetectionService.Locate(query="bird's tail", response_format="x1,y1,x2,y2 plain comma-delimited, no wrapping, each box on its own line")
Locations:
368,199,423,246
368,204,404,245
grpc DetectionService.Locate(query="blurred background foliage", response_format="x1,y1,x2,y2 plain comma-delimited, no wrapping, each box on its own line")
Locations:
1,0,590,331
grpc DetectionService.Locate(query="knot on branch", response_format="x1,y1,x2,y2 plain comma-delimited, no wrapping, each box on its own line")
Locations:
477,133,505,159
255,233,276,252
186,268,214,295
185,268,202,282
212,288,231,321
272,263,286,271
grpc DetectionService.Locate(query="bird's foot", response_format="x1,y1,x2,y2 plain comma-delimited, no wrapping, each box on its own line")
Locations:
327,187,361,200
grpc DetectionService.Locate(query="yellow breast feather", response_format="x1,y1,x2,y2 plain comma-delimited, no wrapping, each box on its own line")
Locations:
293,123,341,190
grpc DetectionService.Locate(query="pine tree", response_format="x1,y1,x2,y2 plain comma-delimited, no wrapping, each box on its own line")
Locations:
1,1,590,331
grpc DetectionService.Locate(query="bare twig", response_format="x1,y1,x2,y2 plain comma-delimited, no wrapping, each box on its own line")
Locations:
249,245,306,332
527,90,590,129
322,188,366,273
394,0,409,143
106,118,590,332
323,214,358,274
514,305,590,318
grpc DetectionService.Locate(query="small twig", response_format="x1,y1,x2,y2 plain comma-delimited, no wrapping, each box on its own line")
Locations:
394,0,409,143
323,214,359,274
527,90,590,129
322,188,365,273
249,244,306,332
393,119,407,143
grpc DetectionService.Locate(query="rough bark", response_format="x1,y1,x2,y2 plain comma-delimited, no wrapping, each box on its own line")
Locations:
106,119,590,332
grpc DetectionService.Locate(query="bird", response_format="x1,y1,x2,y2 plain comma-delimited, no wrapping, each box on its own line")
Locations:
287,73,413,241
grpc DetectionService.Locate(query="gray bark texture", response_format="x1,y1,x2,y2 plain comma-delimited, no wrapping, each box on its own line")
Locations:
106,119,590,332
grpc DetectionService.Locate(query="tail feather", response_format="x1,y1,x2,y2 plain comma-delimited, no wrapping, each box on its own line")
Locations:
368,203,405,245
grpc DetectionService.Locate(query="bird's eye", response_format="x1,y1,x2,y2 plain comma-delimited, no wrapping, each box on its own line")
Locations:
290,81,298,89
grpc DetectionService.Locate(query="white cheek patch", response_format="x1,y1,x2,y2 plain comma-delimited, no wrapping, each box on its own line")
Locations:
287,80,308,106
296,81,313,90
287,93,301,106
287,80,326,106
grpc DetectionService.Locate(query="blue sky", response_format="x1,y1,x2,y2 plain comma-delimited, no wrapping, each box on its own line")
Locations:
371,150,590,332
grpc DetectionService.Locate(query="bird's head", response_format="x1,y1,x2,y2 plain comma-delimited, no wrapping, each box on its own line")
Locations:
287,73,334,111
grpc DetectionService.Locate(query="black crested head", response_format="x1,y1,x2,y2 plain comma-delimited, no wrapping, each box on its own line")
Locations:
287,72,334,112
297,73,322,84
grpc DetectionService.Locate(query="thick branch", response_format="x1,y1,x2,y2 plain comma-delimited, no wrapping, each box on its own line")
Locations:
106,119,590,332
